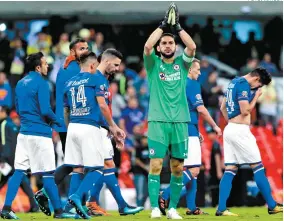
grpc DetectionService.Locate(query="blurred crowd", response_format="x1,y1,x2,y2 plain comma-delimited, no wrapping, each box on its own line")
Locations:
0,15,282,208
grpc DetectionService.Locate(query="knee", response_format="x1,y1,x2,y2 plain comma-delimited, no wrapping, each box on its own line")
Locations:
189,167,200,178
73,167,83,173
171,159,184,177
225,165,238,172
149,159,163,175
104,160,115,169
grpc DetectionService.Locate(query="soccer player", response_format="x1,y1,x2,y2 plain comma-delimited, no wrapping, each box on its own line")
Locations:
86,50,144,216
35,38,89,215
0,52,79,219
143,3,196,219
159,59,222,216
216,67,283,216
63,51,126,219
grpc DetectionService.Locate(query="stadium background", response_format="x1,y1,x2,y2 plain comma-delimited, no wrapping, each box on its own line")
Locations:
0,1,282,212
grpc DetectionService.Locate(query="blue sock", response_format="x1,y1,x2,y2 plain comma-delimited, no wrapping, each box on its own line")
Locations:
162,170,192,200
253,164,276,210
43,175,62,211
88,174,104,203
68,172,84,197
186,177,197,210
4,170,24,209
104,168,127,209
75,169,103,200
217,169,237,212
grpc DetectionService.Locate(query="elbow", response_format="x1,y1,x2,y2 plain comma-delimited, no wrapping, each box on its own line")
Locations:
190,43,196,52
144,44,152,52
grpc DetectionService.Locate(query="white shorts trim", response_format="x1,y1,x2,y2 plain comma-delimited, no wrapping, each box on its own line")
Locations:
100,127,114,160
64,123,104,168
14,134,56,174
184,136,201,167
223,123,262,165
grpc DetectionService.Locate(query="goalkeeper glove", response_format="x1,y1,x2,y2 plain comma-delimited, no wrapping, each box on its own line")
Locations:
159,3,174,29
171,3,183,33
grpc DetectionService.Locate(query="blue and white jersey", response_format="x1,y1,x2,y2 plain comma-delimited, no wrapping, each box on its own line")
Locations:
186,77,204,137
64,71,106,128
225,77,255,119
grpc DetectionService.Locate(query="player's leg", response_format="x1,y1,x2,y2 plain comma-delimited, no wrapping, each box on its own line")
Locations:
30,135,80,219
216,123,238,216
68,124,104,219
148,122,169,218
1,134,28,219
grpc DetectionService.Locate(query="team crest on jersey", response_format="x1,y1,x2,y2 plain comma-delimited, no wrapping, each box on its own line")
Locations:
173,64,180,70
100,85,105,90
159,72,166,80
242,91,248,97
196,94,202,100
149,149,155,155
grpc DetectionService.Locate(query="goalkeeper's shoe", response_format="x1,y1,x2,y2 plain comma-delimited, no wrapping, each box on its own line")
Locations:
268,203,283,215
215,209,238,216
34,189,51,216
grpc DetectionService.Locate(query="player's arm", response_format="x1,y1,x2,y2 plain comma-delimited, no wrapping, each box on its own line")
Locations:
144,28,163,56
38,80,60,126
119,118,127,136
197,105,221,135
97,96,116,128
63,92,70,127
220,97,228,122
238,86,262,116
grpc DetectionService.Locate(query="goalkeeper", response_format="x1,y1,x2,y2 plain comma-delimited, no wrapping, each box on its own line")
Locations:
143,3,196,219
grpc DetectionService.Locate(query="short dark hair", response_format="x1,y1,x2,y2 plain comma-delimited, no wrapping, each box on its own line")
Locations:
250,67,272,85
97,53,102,63
79,51,97,65
102,48,123,60
158,33,176,45
69,38,87,50
26,52,44,72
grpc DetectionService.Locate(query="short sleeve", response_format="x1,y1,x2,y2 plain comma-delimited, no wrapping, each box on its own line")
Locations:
237,82,250,101
143,50,158,74
187,81,204,108
92,75,106,97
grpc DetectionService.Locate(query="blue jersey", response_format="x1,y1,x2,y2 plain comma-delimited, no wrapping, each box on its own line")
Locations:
55,61,80,132
64,71,106,127
15,71,59,138
186,78,204,137
225,77,255,119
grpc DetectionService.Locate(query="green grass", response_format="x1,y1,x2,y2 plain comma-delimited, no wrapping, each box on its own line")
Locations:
16,207,282,221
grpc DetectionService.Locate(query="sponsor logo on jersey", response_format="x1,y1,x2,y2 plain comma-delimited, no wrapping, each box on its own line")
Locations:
149,148,155,155
196,94,202,100
173,64,180,70
242,91,248,97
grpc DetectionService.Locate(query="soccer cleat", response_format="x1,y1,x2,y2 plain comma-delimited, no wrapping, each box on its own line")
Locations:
68,194,91,219
268,203,283,215
0,210,19,220
64,201,77,214
158,194,168,216
86,201,110,216
215,209,238,216
150,207,161,219
185,207,209,215
119,205,144,216
54,212,81,219
34,190,51,216
167,208,183,219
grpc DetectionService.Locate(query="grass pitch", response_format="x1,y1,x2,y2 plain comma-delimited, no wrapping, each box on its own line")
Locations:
16,207,282,221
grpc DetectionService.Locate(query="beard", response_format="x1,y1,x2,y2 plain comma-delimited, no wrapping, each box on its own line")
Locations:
160,51,175,59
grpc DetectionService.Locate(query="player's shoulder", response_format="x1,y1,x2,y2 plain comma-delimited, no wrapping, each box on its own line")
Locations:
233,77,249,88
187,77,200,88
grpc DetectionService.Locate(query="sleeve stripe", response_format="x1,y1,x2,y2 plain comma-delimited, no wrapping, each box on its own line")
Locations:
183,53,194,63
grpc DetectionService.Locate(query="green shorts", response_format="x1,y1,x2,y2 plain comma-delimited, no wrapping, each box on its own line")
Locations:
147,121,188,159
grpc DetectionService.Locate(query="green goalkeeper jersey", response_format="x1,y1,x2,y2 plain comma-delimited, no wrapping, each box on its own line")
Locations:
143,50,193,122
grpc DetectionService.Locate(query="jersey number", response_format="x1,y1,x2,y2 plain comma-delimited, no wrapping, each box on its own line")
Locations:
70,85,87,109
226,89,234,112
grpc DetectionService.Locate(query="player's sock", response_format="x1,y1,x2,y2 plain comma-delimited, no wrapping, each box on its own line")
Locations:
88,174,104,203
168,175,183,209
3,170,25,209
54,165,73,185
75,169,103,200
162,170,192,200
42,174,63,213
68,172,84,197
21,175,38,209
186,177,197,210
148,174,160,208
104,168,127,209
253,164,277,210
217,169,237,212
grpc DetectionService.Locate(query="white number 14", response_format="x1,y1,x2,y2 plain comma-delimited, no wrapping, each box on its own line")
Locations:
70,85,87,109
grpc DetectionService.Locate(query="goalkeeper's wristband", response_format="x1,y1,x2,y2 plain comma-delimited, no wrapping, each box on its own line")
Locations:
174,23,183,33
